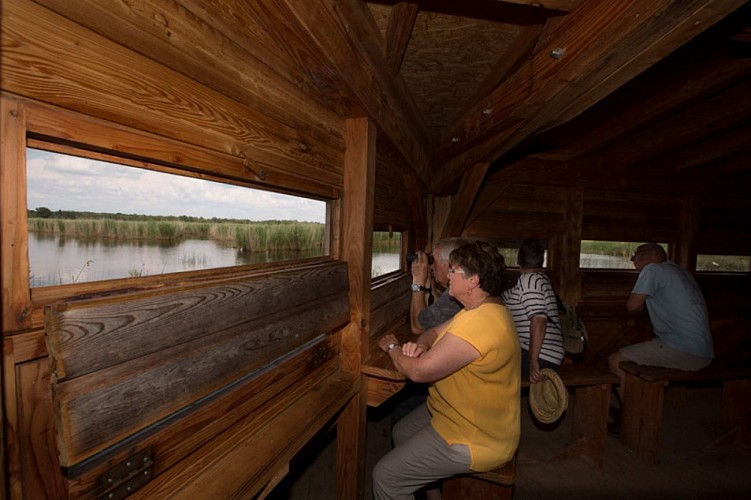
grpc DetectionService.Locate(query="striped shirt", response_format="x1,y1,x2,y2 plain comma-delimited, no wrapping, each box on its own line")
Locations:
502,272,565,366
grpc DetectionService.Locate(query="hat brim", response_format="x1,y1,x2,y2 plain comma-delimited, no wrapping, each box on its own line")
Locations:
529,368,568,424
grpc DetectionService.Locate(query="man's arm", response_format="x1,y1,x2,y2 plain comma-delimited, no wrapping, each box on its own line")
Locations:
410,290,429,334
409,251,431,334
528,315,547,383
626,293,647,312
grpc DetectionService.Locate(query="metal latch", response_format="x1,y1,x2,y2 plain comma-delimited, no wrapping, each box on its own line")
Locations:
97,448,152,499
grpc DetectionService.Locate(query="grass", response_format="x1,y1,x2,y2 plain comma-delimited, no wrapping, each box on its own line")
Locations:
28,217,326,252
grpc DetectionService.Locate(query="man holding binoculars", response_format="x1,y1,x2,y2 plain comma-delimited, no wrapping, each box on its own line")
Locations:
409,237,469,335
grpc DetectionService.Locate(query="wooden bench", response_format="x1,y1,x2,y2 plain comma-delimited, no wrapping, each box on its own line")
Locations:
443,453,516,500
525,363,619,468
620,360,751,463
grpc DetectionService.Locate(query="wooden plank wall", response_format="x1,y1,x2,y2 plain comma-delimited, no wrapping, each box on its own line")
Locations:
46,263,350,467
465,173,751,366
0,2,386,498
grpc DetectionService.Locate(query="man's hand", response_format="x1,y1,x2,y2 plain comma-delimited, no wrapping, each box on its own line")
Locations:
411,251,431,287
529,359,543,383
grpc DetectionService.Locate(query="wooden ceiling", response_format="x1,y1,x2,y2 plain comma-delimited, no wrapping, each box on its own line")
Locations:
17,0,750,200
361,0,751,196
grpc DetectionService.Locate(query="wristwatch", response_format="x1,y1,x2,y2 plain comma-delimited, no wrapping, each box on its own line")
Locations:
387,342,399,351
411,283,431,293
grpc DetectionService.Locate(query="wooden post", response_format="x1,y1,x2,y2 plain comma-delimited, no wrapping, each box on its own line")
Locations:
1,95,32,334
337,117,376,500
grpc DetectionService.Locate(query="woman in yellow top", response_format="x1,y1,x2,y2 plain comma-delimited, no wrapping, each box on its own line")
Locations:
374,241,521,500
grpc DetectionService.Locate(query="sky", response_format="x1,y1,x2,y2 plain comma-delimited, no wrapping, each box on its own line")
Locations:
25,148,326,223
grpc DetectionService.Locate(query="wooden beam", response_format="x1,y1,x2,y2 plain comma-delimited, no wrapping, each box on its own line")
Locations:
284,0,431,185
451,23,545,130
337,117,376,500
385,2,419,73
403,169,429,250
495,0,582,13
604,82,751,167
533,42,751,160
32,0,344,147
1,0,345,196
0,95,32,333
432,0,747,194
440,162,489,238
464,179,514,229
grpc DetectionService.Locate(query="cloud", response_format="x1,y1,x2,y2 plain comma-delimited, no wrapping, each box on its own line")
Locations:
26,148,326,223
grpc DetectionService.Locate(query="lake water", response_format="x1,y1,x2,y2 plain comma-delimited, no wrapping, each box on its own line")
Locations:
29,233,628,288
28,233,402,287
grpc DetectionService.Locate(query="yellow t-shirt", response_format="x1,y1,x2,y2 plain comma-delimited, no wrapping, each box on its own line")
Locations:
427,303,521,471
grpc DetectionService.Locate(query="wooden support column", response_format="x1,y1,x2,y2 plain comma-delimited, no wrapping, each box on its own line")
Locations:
676,194,699,271
552,183,583,302
440,162,489,240
1,95,32,334
337,117,376,500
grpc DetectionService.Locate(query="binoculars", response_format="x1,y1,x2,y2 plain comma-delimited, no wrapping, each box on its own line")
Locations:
406,252,434,265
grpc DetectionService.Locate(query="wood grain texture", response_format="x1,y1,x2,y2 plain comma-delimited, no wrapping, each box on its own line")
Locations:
46,262,349,380
2,0,344,196
0,95,31,333
46,262,350,466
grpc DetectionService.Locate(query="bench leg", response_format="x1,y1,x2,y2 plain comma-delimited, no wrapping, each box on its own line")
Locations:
563,383,611,468
621,372,666,464
721,379,751,448
442,476,512,500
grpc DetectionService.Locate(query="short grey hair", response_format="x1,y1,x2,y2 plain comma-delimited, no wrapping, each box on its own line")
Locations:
434,237,470,263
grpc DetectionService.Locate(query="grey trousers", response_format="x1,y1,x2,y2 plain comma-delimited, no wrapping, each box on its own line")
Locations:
372,403,472,500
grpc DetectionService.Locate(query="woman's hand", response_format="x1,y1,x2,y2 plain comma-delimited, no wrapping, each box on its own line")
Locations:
378,334,399,353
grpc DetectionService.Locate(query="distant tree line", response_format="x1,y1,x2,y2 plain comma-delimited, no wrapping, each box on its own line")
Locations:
27,207,312,226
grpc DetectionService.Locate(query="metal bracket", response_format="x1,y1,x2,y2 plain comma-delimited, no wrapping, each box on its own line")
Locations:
97,448,152,499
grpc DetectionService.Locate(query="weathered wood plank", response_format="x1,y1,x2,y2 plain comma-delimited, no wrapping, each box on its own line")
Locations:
31,0,346,145
440,162,489,239
1,0,344,195
0,95,31,333
23,100,342,200
52,295,349,465
385,2,419,73
433,0,747,194
338,116,377,499
45,263,351,466
16,359,66,499
65,336,339,496
46,262,349,380
284,0,431,185
129,369,356,499
371,273,410,311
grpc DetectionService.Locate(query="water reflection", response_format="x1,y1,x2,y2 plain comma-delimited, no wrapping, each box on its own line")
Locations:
28,233,324,287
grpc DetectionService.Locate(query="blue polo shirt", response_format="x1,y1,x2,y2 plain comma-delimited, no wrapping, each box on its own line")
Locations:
633,261,714,358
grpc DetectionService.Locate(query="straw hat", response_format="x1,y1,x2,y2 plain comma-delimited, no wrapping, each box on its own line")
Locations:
529,368,568,424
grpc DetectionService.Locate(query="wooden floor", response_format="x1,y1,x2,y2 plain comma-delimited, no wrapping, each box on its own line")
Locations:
266,384,751,499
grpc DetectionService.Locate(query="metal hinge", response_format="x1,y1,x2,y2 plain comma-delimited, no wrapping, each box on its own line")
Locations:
97,448,152,499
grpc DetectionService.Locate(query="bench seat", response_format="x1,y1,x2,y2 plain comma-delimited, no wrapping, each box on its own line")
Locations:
443,454,516,500
620,360,751,463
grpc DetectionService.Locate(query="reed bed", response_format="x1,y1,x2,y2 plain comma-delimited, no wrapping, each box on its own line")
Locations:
28,218,326,251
